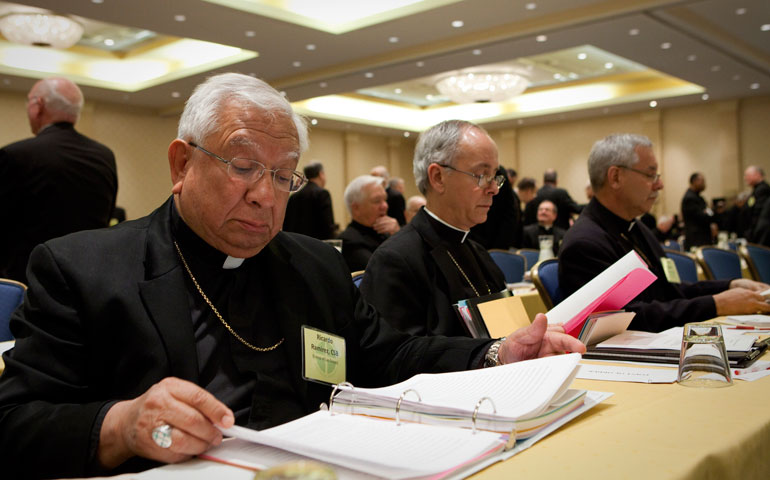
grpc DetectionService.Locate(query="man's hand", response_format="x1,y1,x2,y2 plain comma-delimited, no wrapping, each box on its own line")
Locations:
729,278,770,292
498,314,586,364
98,377,234,469
373,216,400,235
714,288,770,316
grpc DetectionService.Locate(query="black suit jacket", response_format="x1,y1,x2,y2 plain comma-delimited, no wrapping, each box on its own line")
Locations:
360,208,506,337
681,189,713,250
386,187,407,226
559,198,730,332
0,122,117,283
748,181,770,242
283,181,336,240
339,220,387,272
521,224,566,254
522,184,582,230
0,198,490,479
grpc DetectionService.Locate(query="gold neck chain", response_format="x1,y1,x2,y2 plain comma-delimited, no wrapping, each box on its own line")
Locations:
446,250,491,297
173,241,284,352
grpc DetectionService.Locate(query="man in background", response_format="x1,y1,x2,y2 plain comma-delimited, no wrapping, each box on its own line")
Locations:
283,161,336,239
339,175,400,271
681,172,715,250
0,77,117,283
523,169,582,230
470,165,521,249
521,200,565,254
744,165,770,242
371,165,407,226
560,134,769,332
404,195,426,223
517,177,537,209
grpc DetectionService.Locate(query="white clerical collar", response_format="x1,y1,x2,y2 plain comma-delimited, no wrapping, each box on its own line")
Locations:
423,207,470,243
222,256,245,269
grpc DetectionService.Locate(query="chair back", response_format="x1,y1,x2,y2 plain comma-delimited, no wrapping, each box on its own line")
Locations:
531,258,561,310
742,243,770,283
664,250,699,284
516,249,540,271
695,247,742,281
663,239,682,252
0,278,26,342
488,250,526,284
351,270,365,288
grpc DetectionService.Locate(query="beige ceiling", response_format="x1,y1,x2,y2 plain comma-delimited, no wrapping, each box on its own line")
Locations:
0,0,767,135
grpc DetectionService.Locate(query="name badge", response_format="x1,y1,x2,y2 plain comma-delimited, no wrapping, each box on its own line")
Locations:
301,326,346,385
660,257,681,284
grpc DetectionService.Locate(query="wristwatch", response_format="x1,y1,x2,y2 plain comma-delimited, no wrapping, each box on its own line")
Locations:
483,337,506,368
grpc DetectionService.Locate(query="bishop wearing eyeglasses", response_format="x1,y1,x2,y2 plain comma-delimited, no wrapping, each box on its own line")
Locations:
360,120,511,337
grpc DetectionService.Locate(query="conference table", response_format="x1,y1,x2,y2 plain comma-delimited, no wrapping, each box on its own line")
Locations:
67,354,770,480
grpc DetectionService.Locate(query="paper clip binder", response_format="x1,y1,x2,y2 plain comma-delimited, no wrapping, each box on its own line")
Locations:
471,396,517,450
328,382,354,415
395,389,421,425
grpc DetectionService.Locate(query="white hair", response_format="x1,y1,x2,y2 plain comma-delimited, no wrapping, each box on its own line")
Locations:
177,73,308,153
344,175,385,213
587,133,652,190
37,78,83,120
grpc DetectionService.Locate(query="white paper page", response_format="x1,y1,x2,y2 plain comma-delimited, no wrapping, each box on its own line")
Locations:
342,353,580,419
725,314,770,326
732,360,770,381
577,364,677,383
597,328,756,352
223,412,505,480
0,340,14,355
202,438,379,480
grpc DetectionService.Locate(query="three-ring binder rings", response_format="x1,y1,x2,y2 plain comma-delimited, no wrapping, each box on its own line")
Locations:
202,354,612,479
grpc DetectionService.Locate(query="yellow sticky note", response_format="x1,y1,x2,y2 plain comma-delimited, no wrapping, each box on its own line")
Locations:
661,257,681,284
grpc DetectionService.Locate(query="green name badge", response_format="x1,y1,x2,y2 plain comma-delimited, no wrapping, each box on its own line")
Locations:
301,326,346,385
661,257,681,284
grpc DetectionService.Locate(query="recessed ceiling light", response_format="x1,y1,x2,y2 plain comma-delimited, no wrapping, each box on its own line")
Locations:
517,119,524,125
319,81,328,88
403,132,410,138
394,88,402,94
104,38,114,46
701,93,709,100
306,44,316,50
604,62,614,69
248,72,257,77
568,72,578,79
451,20,464,28
525,2,537,10
736,8,747,15
761,24,770,32
416,61,425,67
426,94,434,100
660,42,672,49
750,83,760,89
711,65,721,72
292,61,301,67
171,91,180,98
733,74,741,80
245,30,256,37
365,72,374,78
310,118,318,125
536,35,547,42
472,49,482,55
687,54,697,61
577,53,587,60
174,14,186,22
389,36,399,43
553,73,564,80
629,28,640,36
649,100,658,108
91,0,104,4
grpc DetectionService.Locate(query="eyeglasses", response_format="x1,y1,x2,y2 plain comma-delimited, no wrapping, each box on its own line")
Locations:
618,165,661,183
435,164,505,189
188,142,307,193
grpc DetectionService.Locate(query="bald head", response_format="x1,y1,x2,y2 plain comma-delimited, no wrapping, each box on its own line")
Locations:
27,77,84,134
744,166,765,188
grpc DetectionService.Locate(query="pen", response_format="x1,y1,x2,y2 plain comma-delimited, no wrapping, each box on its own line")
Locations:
734,365,770,376
726,326,770,330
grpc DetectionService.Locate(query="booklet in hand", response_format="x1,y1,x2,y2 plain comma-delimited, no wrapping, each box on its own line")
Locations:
546,250,656,338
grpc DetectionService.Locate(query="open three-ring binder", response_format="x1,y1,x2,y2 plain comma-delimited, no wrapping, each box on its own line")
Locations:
203,353,611,479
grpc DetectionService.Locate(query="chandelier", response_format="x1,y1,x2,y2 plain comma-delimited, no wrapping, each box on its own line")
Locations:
0,12,84,49
435,69,530,104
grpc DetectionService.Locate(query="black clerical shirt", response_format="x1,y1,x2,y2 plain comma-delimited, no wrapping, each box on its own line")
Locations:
171,208,305,429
